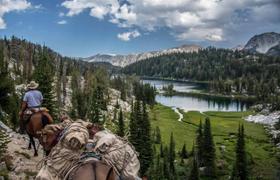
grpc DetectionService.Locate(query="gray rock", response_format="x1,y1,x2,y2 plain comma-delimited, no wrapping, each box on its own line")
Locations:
0,162,7,171
0,121,12,133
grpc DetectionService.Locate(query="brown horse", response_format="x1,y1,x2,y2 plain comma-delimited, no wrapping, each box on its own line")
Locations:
25,111,53,156
66,159,117,180
38,124,117,180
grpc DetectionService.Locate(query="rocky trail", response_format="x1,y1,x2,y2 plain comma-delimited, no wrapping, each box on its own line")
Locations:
0,122,43,180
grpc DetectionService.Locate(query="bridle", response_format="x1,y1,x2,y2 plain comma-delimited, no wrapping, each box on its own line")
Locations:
40,129,63,152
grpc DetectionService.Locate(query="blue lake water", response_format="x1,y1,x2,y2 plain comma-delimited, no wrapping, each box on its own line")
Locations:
143,79,250,112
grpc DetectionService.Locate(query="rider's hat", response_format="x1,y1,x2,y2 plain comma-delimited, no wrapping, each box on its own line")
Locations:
27,81,39,90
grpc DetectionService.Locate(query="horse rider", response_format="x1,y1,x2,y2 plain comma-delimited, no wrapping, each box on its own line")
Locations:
19,81,43,133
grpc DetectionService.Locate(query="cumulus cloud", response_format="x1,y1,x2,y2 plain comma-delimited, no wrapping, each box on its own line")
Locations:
57,20,67,25
61,0,280,42
0,0,31,29
117,30,140,41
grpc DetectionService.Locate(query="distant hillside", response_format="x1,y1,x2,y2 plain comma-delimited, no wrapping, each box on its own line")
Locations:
1,36,117,79
243,32,280,55
266,44,280,56
83,44,202,67
0,36,117,113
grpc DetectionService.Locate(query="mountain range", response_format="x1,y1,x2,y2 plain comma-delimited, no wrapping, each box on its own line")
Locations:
84,32,280,67
83,44,202,67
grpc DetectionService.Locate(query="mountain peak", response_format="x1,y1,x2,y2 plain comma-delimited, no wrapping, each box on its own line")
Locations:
244,32,280,53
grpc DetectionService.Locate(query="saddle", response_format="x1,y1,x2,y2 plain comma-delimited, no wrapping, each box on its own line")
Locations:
23,107,53,127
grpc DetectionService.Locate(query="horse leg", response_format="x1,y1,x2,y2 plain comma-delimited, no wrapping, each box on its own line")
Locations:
28,138,32,149
45,150,51,156
29,134,38,156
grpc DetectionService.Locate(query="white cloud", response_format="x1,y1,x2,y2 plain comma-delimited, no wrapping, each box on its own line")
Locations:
176,27,224,42
57,20,67,25
0,0,31,29
59,12,65,17
33,4,43,9
61,0,280,42
205,34,223,42
117,30,140,41
89,6,109,19
0,18,6,29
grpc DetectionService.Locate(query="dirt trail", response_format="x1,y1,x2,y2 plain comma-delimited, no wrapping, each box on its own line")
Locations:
2,128,44,179
173,107,183,122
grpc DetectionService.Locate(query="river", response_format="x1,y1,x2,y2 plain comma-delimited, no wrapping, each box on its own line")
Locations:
142,79,251,112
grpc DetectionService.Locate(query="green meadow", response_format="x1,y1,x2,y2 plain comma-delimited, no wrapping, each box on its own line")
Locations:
150,104,279,179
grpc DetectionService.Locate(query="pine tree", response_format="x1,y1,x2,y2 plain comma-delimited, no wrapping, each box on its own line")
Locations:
155,154,164,180
163,146,170,178
180,143,188,159
197,119,204,166
112,107,117,121
169,132,176,178
0,44,13,117
129,101,152,176
0,43,19,128
189,148,200,180
129,100,141,149
0,129,10,159
140,102,153,176
9,93,20,129
33,48,57,117
155,126,161,144
117,109,125,137
160,143,164,157
231,124,248,180
189,143,200,179
202,117,217,178
89,87,103,123
76,89,88,119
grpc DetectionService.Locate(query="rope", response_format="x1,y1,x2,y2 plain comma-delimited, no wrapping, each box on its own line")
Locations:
95,130,139,177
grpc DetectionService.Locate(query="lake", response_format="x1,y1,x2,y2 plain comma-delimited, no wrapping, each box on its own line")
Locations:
142,79,251,112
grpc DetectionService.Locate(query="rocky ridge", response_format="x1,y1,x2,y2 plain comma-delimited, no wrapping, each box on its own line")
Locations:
84,44,202,67
243,32,280,55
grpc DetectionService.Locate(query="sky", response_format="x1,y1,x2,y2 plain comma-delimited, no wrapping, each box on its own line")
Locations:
0,0,279,57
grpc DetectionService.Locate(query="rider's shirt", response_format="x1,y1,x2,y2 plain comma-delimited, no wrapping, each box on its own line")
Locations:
23,90,43,108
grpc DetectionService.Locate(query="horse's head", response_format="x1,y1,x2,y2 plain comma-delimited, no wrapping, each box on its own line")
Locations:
87,123,104,139
38,124,62,155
